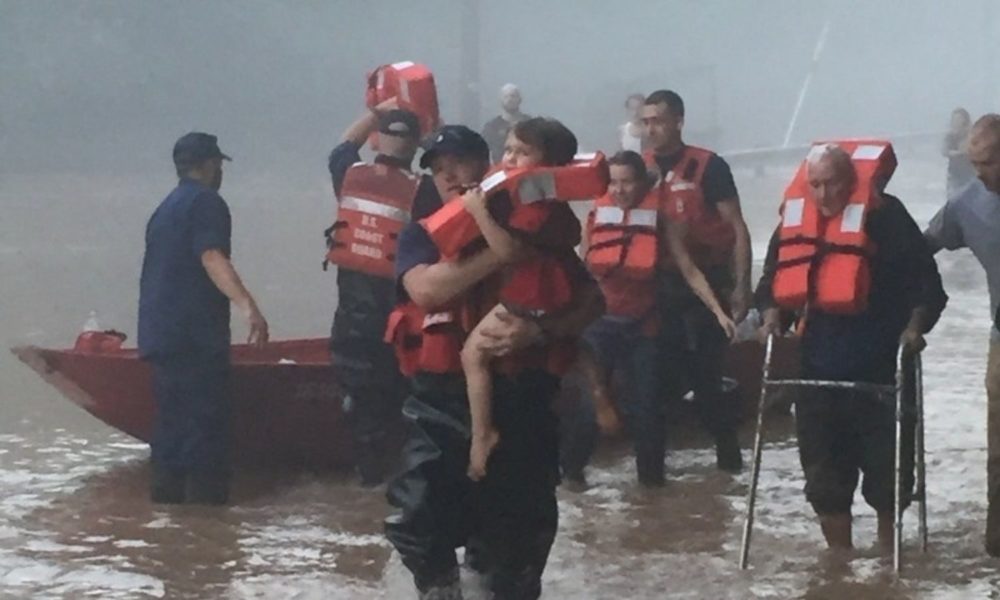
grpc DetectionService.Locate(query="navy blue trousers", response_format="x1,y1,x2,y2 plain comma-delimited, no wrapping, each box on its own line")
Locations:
150,352,230,474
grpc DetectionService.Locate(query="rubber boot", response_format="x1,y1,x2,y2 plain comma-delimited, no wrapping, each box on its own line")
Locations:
715,429,743,473
150,466,186,505
186,470,230,506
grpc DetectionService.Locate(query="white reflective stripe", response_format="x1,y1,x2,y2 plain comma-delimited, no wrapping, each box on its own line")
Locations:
480,170,508,192
840,203,865,233
517,172,557,203
594,206,625,225
399,78,411,104
627,208,658,227
851,145,885,161
670,181,696,192
391,60,416,70
574,152,597,162
340,196,410,222
783,198,805,228
423,312,453,328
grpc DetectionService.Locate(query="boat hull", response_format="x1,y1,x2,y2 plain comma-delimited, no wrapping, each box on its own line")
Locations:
12,337,799,467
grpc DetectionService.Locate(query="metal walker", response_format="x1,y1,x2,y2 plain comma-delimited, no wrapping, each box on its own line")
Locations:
739,334,927,573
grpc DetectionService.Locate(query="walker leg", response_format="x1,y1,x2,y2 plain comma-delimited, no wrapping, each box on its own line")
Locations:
740,335,775,569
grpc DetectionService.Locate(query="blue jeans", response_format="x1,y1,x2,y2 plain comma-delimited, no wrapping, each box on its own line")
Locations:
561,316,662,477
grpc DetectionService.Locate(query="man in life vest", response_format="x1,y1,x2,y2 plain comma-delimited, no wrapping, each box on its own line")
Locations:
325,100,442,486
384,120,605,599
925,114,1000,555
562,150,735,487
641,89,753,473
756,143,947,551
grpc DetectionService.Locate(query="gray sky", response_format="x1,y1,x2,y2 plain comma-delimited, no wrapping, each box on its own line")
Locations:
1,0,996,174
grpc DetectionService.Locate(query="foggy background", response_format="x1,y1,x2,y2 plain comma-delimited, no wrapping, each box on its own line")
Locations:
0,0,997,349
2,0,997,176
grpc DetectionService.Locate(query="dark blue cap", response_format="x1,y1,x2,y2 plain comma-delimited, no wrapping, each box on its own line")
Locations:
419,125,490,169
172,132,231,168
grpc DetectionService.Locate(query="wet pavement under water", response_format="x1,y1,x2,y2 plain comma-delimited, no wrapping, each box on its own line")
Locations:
2,159,1000,598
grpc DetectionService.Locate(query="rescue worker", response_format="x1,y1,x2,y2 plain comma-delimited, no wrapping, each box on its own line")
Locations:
138,132,269,505
325,99,442,486
384,124,605,599
481,83,530,163
925,113,1000,556
757,143,947,551
641,89,753,473
562,150,735,487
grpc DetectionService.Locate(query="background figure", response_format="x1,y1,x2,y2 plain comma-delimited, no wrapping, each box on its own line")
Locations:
943,107,976,197
618,93,646,152
481,83,530,163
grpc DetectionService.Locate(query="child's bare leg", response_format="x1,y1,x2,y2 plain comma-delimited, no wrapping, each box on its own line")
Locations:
462,305,507,480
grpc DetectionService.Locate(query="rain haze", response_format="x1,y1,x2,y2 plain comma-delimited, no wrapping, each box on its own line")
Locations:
2,1,1000,598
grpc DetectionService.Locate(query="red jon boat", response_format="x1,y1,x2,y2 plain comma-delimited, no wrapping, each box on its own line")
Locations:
11,336,799,468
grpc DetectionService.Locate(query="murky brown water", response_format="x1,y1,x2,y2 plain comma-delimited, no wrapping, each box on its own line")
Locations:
3,156,1000,598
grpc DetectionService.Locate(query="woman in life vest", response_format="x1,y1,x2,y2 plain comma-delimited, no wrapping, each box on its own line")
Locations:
460,117,583,480
568,150,735,485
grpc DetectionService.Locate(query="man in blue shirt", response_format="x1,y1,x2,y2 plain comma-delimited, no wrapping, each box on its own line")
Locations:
139,132,269,505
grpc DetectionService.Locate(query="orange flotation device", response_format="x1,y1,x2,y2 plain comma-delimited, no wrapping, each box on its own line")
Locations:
585,190,659,280
645,145,735,269
420,152,609,259
366,61,440,147
773,139,897,314
324,162,419,279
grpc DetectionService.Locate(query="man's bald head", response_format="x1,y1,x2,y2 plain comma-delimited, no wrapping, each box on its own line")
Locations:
806,144,857,217
500,83,522,113
968,114,1000,192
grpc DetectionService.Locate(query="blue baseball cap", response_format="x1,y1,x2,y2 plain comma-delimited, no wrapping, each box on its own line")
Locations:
172,132,231,168
419,125,490,169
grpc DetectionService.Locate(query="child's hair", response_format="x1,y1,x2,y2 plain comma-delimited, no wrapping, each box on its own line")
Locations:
608,150,651,185
511,117,578,166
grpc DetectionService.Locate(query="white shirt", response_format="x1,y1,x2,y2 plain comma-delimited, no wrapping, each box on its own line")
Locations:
618,122,643,153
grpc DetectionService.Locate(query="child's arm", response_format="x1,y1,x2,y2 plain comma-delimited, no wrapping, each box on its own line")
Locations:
663,219,736,340
462,187,524,262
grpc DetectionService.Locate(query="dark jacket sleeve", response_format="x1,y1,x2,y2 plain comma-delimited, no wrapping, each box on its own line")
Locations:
328,141,363,198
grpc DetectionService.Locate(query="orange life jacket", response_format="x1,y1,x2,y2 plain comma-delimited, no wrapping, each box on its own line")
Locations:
324,162,419,279
645,146,735,269
421,153,609,259
384,302,465,377
773,139,897,314
384,297,578,378
585,190,659,280
365,61,440,148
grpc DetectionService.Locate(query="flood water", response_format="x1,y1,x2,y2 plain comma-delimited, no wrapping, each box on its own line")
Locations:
2,151,999,598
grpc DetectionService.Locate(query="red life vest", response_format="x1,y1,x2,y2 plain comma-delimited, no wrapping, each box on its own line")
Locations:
421,153,609,259
773,139,897,314
384,303,465,377
384,296,578,378
645,146,735,269
365,61,440,148
585,190,659,281
324,162,419,279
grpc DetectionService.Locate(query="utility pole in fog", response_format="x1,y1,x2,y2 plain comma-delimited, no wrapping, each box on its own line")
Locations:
459,0,482,128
